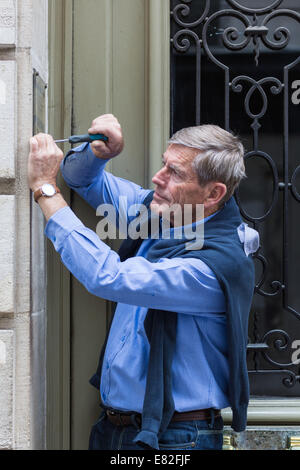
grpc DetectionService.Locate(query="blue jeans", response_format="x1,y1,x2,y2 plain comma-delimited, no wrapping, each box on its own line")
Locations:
88,411,224,450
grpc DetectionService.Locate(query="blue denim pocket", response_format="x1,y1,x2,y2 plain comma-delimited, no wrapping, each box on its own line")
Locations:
158,420,198,450
158,418,223,451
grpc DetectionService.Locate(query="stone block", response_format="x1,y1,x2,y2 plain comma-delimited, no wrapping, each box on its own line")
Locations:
0,330,14,449
0,60,15,178
0,0,16,47
0,196,15,313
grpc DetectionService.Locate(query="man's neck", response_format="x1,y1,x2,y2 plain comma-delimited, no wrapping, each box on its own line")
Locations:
203,205,220,220
169,204,220,227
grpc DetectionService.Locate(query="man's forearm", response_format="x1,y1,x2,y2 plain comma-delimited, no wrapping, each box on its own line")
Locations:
38,193,68,221
61,143,108,189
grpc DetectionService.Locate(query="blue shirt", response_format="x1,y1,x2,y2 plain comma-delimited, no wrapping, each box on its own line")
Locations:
45,143,259,413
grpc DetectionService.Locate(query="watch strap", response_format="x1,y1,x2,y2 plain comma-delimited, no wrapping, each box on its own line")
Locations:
34,184,60,203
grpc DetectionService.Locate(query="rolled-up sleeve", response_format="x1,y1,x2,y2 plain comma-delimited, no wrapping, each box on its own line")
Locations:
45,206,225,314
60,143,107,188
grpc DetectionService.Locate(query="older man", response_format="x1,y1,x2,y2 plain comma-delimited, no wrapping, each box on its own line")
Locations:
28,114,258,450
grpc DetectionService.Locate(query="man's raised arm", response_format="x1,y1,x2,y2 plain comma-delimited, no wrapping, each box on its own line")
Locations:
61,114,123,190
60,114,150,215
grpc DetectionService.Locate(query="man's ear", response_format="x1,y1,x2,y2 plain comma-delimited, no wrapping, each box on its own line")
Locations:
205,182,227,208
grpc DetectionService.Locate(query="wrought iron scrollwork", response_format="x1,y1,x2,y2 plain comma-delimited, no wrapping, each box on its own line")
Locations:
227,0,284,15
202,10,251,69
248,369,300,388
261,9,300,50
235,150,279,222
248,329,300,388
203,4,300,66
231,76,283,148
254,253,283,297
171,0,300,390
262,329,295,367
171,0,210,28
172,29,199,53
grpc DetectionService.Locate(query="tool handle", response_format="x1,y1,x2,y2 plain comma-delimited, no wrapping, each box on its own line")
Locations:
69,133,108,144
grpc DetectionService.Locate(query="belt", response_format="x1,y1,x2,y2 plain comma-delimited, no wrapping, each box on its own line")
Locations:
105,408,221,427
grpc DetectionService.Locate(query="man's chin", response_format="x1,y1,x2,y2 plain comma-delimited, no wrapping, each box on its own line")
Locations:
150,200,163,216
150,201,176,223
150,200,172,215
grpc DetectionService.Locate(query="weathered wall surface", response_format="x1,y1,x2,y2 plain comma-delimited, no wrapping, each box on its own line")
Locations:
0,0,48,450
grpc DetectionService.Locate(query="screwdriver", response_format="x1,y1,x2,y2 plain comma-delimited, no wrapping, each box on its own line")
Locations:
55,133,108,144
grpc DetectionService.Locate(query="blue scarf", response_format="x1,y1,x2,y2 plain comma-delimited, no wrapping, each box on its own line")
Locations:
90,193,255,449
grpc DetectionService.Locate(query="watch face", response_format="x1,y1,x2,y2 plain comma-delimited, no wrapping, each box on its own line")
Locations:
41,184,56,197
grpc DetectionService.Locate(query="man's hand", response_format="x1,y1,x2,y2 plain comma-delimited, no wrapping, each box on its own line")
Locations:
88,114,124,160
28,133,64,192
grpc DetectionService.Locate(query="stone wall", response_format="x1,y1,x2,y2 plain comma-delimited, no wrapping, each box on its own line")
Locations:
0,0,48,450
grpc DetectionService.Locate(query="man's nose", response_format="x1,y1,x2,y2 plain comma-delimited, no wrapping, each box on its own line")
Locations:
152,167,167,186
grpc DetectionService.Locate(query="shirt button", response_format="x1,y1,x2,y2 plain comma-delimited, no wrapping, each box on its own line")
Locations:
121,336,125,342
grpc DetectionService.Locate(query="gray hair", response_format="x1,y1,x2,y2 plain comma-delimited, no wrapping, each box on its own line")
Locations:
168,124,246,203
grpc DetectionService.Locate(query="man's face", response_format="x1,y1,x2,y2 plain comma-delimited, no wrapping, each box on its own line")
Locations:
150,144,212,225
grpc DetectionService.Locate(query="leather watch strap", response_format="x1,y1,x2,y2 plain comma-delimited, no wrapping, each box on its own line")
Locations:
34,185,60,203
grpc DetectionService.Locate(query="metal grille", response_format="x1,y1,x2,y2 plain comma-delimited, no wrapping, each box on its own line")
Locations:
171,0,300,396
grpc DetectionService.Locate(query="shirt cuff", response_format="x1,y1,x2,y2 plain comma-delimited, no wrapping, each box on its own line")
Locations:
45,206,85,251
60,143,108,188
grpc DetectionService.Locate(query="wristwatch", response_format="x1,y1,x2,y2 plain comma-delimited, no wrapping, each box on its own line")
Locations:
33,183,60,203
